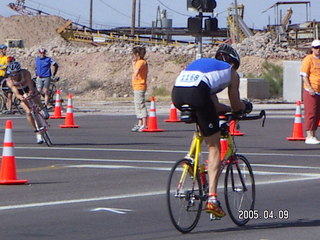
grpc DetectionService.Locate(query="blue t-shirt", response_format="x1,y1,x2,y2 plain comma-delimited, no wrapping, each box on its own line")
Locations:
35,56,56,78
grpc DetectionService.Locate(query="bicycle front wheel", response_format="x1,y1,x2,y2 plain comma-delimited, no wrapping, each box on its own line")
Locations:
167,158,203,233
32,111,53,147
41,130,53,147
0,94,5,112
224,154,255,226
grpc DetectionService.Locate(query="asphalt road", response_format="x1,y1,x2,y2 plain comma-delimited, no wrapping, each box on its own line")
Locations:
0,111,319,240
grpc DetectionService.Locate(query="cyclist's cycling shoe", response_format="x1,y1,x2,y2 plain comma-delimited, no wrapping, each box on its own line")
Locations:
36,134,44,144
205,200,226,218
41,106,50,120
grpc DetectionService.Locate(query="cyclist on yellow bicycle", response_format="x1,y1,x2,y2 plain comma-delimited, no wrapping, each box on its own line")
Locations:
6,61,49,144
172,44,252,218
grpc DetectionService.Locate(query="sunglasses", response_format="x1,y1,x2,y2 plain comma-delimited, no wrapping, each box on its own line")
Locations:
313,46,320,49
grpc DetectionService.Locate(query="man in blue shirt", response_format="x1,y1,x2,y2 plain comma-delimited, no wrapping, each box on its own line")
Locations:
35,48,58,106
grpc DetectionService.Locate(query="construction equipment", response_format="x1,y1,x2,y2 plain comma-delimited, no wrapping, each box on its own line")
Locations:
8,0,49,16
227,4,253,43
5,39,24,48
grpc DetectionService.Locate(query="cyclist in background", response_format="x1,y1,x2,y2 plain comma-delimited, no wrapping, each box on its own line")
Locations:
0,44,10,113
1,56,16,113
172,44,252,218
0,44,9,80
35,48,58,107
6,61,49,144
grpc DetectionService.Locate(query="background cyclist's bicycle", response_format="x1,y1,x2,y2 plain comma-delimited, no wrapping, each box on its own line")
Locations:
33,76,62,107
167,108,266,233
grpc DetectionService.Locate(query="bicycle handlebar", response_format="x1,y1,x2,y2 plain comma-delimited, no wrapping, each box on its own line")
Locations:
221,110,266,127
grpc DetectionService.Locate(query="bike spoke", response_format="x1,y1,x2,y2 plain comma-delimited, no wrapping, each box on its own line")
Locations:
224,154,255,226
167,159,202,233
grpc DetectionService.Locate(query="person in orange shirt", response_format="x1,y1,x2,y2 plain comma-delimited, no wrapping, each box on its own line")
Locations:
300,39,320,144
131,46,148,132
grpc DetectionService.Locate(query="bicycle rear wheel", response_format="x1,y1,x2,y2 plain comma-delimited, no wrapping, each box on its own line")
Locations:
48,84,57,106
167,158,203,233
224,154,255,226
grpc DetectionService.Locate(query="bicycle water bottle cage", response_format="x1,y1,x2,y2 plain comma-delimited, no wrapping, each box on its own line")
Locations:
180,105,197,124
220,122,228,136
219,116,229,136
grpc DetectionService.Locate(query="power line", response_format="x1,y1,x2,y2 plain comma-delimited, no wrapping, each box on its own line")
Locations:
99,0,131,19
25,0,131,28
157,0,191,17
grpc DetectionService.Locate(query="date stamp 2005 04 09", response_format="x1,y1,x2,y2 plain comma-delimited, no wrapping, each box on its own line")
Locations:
238,209,289,220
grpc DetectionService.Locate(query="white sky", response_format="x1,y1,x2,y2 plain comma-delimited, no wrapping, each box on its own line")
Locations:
1,0,320,29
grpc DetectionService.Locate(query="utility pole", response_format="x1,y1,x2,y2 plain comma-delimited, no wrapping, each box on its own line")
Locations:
234,0,239,43
131,0,136,35
89,0,93,28
138,0,141,28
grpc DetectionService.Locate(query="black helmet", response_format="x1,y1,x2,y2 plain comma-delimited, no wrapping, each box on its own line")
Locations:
215,43,240,69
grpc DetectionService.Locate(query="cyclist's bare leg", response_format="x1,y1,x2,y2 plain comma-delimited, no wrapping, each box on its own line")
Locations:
203,131,226,217
43,87,49,106
19,101,37,132
7,92,13,111
204,131,221,195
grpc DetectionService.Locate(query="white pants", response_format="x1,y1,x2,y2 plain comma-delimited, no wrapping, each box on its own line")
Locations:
134,90,147,119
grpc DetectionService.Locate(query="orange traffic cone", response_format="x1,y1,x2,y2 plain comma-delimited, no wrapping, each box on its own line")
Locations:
164,102,181,122
50,89,65,119
229,120,244,136
220,138,228,160
59,94,80,128
287,100,305,141
142,96,164,132
0,120,28,184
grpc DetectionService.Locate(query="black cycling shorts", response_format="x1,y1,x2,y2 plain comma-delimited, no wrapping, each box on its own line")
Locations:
172,81,220,137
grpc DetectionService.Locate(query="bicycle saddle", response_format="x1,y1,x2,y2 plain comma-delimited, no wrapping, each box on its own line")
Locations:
180,104,197,124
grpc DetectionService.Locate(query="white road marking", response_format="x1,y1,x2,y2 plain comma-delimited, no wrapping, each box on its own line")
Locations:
1,148,318,212
1,175,320,212
66,164,320,177
11,146,320,159
90,207,132,214
0,191,164,211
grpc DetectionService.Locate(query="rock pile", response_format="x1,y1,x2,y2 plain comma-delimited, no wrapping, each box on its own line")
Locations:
0,15,308,99
234,32,307,59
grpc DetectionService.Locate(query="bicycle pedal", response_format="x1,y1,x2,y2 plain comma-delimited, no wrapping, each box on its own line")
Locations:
209,213,221,221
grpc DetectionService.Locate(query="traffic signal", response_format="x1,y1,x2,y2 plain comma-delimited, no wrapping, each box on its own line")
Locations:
188,17,202,34
205,17,218,32
187,0,217,13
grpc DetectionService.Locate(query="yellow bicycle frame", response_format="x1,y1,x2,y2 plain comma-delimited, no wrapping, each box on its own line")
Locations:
179,122,236,188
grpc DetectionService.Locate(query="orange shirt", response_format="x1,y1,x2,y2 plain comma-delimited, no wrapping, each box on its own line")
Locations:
132,59,148,91
300,54,320,92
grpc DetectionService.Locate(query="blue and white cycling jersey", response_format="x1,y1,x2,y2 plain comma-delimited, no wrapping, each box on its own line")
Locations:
174,58,232,94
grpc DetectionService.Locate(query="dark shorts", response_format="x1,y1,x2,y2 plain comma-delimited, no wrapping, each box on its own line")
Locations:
172,81,219,137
